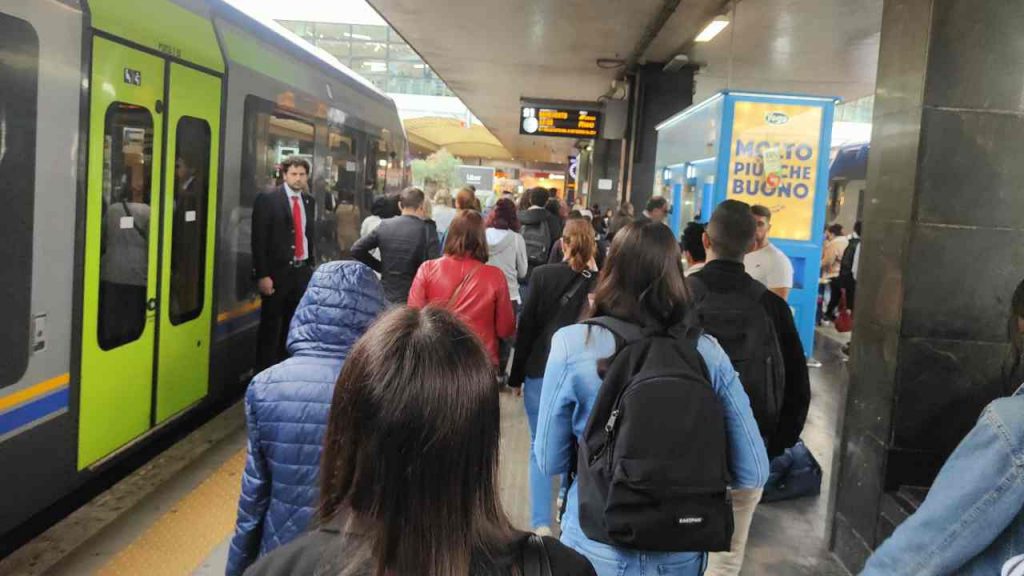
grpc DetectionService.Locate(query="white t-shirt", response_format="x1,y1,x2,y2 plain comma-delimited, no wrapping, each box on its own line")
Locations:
744,242,794,290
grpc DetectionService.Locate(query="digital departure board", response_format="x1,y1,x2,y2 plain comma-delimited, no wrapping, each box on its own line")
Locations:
520,105,601,138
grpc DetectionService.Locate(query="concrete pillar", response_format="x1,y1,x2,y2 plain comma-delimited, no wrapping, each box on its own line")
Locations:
587,139,623,211
831,0,1024,571
625,63,695,213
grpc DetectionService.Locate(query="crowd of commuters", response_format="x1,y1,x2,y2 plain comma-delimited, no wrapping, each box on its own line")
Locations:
243,167,1024,575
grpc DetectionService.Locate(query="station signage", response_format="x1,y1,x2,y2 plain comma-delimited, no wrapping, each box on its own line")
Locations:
456,165,495,191
520,104,600,138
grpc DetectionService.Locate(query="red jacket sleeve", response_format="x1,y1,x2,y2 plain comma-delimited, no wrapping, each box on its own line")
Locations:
494,269,516,340
408,265,429,308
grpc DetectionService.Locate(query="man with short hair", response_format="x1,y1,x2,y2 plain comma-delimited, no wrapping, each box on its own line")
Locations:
518,187,563,280
680,221,707,277
744,204,794,300
688,199,810,576
251,156,316,369
637,195,670,225
351,186,440,304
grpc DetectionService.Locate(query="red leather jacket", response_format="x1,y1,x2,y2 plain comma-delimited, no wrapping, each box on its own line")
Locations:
408,256,516,365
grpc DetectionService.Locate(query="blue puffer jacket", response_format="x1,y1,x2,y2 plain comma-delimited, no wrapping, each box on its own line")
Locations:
226,261,385,576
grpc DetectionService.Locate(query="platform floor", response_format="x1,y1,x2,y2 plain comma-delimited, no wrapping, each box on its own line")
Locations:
2,333,851,575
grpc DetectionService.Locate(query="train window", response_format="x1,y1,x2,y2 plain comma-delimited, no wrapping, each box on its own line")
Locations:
97,103,154,351
0,13,38,387
366,138,387,196
237,96,316,300
169,117,211,325
328,126,367,258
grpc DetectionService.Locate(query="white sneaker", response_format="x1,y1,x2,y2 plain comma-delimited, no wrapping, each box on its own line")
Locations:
534,526,553,537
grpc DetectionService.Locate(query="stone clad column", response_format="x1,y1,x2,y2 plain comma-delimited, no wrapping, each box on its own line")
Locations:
831,0,1024,570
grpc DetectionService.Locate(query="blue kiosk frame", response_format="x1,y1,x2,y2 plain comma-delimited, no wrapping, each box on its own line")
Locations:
655,91,837,355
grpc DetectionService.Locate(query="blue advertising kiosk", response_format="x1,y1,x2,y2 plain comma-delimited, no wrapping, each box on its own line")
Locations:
655,91,837,355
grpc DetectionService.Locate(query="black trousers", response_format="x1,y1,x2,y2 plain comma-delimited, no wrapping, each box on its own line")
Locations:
256,264,313,371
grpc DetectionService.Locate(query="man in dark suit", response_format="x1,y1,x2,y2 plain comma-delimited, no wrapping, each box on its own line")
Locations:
251,156,316,370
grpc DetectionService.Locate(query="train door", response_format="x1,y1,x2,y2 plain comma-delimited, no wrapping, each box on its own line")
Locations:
79,38,222,468
79,38,165,468
155,64,220,423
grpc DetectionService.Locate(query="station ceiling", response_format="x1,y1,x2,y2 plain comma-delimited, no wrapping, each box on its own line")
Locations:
368,0,883,163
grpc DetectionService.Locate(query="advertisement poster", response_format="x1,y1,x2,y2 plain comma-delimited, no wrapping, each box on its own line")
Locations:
726,102,823,241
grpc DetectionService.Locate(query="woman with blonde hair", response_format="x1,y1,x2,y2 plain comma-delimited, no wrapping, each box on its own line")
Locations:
508,218,598,534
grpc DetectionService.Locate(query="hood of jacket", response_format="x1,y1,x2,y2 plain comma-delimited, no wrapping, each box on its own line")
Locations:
486,228,516,256
286,261,385,358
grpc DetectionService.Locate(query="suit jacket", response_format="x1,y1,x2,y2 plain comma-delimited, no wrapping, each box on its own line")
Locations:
251,186,316,281
350,215,440,304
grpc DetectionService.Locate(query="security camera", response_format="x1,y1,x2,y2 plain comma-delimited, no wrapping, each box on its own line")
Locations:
663,54,690,72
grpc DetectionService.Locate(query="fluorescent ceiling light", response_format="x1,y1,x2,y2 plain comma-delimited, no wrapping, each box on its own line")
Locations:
695,18,729,43
344,33,372,41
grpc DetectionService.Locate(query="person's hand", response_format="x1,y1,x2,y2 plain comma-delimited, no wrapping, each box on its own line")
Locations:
514,386,523,398
257,276,275,296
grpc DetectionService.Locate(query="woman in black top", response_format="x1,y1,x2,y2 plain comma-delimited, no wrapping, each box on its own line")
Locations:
245,307,594,576
508,219,597,534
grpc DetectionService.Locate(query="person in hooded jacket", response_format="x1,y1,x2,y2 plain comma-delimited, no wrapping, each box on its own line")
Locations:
485,198,529,311
226,261,386,576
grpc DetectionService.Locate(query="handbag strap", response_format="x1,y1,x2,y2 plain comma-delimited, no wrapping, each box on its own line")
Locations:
558,269,592,307
522,534,553,576
447,262,483,307
120,199,148,241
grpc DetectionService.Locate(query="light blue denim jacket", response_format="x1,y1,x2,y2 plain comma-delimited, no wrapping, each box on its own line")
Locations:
535,324,770,575
862,386,1024,576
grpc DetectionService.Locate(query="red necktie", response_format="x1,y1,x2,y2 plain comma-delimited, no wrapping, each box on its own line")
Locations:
291,196,305,260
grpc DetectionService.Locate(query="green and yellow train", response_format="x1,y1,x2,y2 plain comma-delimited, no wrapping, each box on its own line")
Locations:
0,0,406,542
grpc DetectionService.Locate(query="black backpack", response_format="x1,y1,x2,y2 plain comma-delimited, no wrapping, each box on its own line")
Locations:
686,276,785,439
522,217,552,266
839,236,860,278
575,317,734,552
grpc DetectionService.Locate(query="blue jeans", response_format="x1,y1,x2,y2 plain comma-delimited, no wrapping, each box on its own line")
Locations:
862,391,1024,575
561,528,707,576
524,376,553,529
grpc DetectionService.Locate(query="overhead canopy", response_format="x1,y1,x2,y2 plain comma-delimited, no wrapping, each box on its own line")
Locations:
368,0,882,162
403,117,512,160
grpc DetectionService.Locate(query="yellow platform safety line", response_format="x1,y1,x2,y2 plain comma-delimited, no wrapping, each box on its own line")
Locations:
0,373,70,413
216,300,261,324
97,449,247,576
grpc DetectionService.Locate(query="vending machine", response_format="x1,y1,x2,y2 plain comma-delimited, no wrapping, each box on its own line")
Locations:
655,91,837,356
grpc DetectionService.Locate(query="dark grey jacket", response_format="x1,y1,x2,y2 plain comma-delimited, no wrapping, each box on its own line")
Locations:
351,215,440,303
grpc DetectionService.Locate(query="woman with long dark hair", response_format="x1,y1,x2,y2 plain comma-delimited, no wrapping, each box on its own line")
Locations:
533,221,768,575
509,218,597,535
408,210,515,367
486,198,529,310
244,307,596,575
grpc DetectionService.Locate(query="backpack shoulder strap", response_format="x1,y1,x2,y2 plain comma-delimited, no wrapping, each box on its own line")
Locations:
583,316,645,347
522,534,553,576
686,274,708,303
